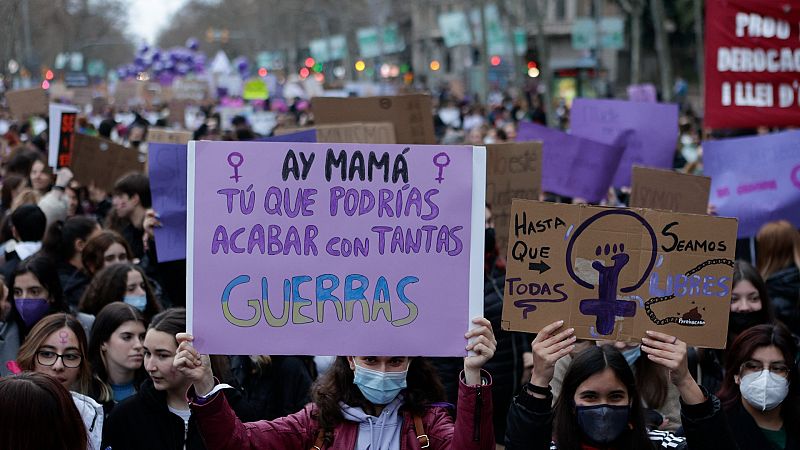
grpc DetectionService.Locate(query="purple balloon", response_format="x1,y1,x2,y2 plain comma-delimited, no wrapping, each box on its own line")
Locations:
176,63,190,75
152,61,164,71
137,43,149,55
186,38,199,51
151,50,161,61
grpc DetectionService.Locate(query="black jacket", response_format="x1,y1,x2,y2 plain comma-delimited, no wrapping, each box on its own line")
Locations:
683,393,799,450
229,355,314,421
58,261,90,309
102,378,249,450
766,266,800,333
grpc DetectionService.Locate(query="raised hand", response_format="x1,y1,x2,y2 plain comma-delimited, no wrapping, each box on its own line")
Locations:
173,333,214,396
464,317,497,385
530,320,575,388
641,330,705,405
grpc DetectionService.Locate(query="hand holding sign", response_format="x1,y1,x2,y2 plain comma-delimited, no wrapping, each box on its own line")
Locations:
529,320,576,389
174,333,214,397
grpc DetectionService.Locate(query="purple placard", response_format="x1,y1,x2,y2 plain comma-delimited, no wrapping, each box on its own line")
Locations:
569,98,678,188
257,129,317,142
627,84,657,103
517,122,624,202
705,131,800,238
187,141,485,356
148,143,187,262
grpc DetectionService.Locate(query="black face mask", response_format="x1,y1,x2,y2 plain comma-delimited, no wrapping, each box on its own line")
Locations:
729,311,765,336
485,227,496,254
576,404,630,444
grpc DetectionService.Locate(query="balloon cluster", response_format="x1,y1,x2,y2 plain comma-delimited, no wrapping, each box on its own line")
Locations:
116,38,207,84
232,56,250,79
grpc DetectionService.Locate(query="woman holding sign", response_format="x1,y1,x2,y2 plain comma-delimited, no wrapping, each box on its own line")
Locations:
505,320,707,449
173,317,497,449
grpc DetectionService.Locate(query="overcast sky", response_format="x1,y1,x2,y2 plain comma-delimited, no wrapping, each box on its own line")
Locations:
126,0,188,44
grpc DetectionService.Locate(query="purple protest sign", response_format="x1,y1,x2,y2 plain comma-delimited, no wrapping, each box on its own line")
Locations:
257,129,317,142
148,143,188,262
516,122,624,202
187,141,486,356
705,131,800,238
569,98,678,187
627,84,657,103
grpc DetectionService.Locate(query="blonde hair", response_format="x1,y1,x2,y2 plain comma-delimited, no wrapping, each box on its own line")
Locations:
756,220,800,279
16,313,93,395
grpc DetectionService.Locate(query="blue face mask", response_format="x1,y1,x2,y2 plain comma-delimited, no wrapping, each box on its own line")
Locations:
621,346,641,366
123,295,147,312
352,360,409,405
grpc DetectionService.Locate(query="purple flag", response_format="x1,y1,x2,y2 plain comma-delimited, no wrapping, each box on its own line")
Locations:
705,131,800,238
517,121,624,202
187,141,485,356
148,143,188,262
569,98,678,187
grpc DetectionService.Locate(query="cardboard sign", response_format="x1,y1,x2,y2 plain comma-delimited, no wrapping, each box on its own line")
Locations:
260,129,318,143
71,134,144,192
113,80,144,107
516,121,624,202
149,143,187,262
48,103,80,167
570,98,678,187
187,141,486,356
313,94,435,144
705,130,800,237
316,123,397,144
501,200,737,348
705,0,800,128
630,167,711,215
486,142,543,256
167,99,191,127
148,128,193,145
6,88,48,119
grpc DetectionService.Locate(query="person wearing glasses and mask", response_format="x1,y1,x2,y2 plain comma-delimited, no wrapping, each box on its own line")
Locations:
14,313,103,450
683,324,800,450
172,317,498,450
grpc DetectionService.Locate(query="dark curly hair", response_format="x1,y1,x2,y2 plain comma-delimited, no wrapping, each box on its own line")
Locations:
310,356,445,445
78,262,161,321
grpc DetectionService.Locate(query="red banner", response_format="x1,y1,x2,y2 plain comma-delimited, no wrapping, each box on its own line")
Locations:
705,0,800,128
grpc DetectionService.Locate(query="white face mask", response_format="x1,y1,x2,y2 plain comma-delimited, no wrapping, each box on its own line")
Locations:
740,370,789,411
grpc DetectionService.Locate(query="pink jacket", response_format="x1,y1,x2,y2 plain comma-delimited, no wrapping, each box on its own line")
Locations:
189,372,494,450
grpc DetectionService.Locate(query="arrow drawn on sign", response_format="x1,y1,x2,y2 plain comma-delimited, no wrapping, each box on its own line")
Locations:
528,260,550,274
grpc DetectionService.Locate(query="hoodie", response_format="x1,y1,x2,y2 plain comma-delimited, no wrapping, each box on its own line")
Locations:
340,395,405,450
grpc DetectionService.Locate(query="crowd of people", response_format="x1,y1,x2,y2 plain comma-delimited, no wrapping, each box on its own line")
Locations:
0,83,797,450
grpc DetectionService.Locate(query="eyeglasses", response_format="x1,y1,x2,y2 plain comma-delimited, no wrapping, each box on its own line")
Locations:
740,360,791,378
36,350,82,368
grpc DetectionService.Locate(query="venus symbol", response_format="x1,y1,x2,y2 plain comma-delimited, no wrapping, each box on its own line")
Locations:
433,152,450,184
228,152,244,183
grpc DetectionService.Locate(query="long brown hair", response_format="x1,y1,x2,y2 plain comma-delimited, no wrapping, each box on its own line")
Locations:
717,324,799,423
0,372,88,450
16,313,93,395
311,356,445,445
756,220,800,279
633,352,669,410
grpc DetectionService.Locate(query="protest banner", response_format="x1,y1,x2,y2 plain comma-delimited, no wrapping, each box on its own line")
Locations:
704,130,800,237
48,104,80,168
630,166,711,215
274,123,397,144
149,143,188,262
172,78,209,101
570,98,678,188
705,0,800,128
516,121,624,202
6,88,48,120
187,141,486,356
501,199,738,348
627,84,657,102
71,134,145,192
486,142,543,256
148,128,193,145
313,94,435,144
261,129,318,143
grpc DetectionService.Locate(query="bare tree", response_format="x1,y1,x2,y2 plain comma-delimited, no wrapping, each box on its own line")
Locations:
650,0,673,100
617,0,645,85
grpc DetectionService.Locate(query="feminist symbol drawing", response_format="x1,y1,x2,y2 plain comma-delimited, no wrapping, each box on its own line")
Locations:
565,210,658,335
433,152,450,184
228,152,244,183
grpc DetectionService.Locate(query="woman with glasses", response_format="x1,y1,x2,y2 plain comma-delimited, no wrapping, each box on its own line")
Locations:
682,324,799,449
15,313,104,450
